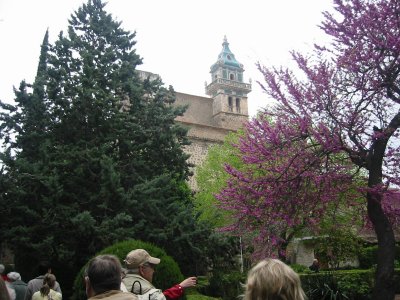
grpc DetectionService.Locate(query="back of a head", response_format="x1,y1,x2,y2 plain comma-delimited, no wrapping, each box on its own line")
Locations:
37,261,51,276
7,272,21,282
40,274,56,297
87,255,122,295
244,259,306,300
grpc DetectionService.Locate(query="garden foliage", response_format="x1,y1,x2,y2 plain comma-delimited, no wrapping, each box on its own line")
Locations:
215,1,400,298
0,0,206,293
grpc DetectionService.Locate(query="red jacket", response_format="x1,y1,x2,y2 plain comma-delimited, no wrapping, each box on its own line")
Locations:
163,284,184,300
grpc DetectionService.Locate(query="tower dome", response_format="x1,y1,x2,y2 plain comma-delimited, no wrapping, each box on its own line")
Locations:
211,35,243,70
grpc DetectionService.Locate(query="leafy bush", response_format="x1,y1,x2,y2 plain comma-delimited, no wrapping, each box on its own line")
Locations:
336,271,373,299
187,295,221,300
192,266,400,300
204,271,245,299
301,272,349,300
314,229,362,270
290,264,311,273
301,269,400,300
71,239,184,300
358,244,400,269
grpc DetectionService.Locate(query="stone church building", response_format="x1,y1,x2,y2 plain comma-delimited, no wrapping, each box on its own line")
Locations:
141,36,252,188
176,37,251,188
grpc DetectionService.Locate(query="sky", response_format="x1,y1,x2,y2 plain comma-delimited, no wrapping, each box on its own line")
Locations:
0,0,335,117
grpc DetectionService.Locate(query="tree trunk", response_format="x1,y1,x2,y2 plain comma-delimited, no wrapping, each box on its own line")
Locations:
367,140,396,300
368,191,395,300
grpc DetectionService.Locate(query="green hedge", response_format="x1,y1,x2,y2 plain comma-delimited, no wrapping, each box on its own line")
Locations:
187,295,221,300
201,271,245,299
300,269,400,300
71,239,184,300
196,268,400,300
358,245,400,269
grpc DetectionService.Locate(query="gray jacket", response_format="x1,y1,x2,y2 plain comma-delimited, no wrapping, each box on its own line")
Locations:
24,275,61,300
11,280,27,300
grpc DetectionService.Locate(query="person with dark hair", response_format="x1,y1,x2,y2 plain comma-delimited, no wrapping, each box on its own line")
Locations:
85,255,137,300
31,274,61,300
7,272,27,300
24,262,61,300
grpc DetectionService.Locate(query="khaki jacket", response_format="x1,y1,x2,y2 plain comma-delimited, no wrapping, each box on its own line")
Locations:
89,290,138,300
122,275,165,300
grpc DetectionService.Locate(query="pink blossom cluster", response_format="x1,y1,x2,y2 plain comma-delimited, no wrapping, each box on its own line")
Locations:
216,0,400,260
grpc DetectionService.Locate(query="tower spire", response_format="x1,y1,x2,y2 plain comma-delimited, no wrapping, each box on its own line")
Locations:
205,37,252,129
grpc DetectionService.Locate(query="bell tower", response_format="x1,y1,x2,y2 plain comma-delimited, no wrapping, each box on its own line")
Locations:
205,36,252,130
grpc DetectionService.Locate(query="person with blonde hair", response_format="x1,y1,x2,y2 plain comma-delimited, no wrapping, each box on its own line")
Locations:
31,274,61,300
243,258,306,300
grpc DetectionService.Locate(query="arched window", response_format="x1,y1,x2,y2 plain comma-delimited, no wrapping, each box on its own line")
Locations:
236,98,241,113
230,73,235,80
228,97,233,112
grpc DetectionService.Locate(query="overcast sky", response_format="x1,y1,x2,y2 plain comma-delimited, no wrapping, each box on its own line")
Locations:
0,0,335,116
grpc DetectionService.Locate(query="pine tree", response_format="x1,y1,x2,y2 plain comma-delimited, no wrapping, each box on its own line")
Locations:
0,0,204,292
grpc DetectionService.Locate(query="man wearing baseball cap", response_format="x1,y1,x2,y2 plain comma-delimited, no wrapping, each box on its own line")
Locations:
122,249,196,300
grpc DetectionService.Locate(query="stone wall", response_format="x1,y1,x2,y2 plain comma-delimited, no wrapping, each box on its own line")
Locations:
175,92,214,126
183,138,220,190
212,111,248,131
288,238,316,267
174,92,243,190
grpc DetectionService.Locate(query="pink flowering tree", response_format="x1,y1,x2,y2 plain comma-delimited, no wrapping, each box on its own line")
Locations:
217,0,400,299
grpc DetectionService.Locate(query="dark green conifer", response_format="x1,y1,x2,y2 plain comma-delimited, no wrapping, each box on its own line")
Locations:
0,0,209,291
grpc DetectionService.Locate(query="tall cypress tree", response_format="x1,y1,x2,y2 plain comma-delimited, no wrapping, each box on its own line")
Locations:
0,0,207,292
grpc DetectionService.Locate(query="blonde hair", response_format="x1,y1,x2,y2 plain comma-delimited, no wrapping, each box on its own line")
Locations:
244,259,306,300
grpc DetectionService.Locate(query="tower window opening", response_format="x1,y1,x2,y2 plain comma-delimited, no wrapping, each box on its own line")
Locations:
228,97,233,112
230,73,235,80
236,98,241,113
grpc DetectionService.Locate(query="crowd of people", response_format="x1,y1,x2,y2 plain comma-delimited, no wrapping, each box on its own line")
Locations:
0,262,61,300
0,249,309,300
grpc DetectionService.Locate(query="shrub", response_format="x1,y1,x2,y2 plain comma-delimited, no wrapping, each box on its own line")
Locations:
290,264,311,273
336,271,373,299
314,229,363,270
71,239,184,300
358,244,400,269
187,295,221,300
301,269,400,300
205,271,246,299
301,272,350,300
